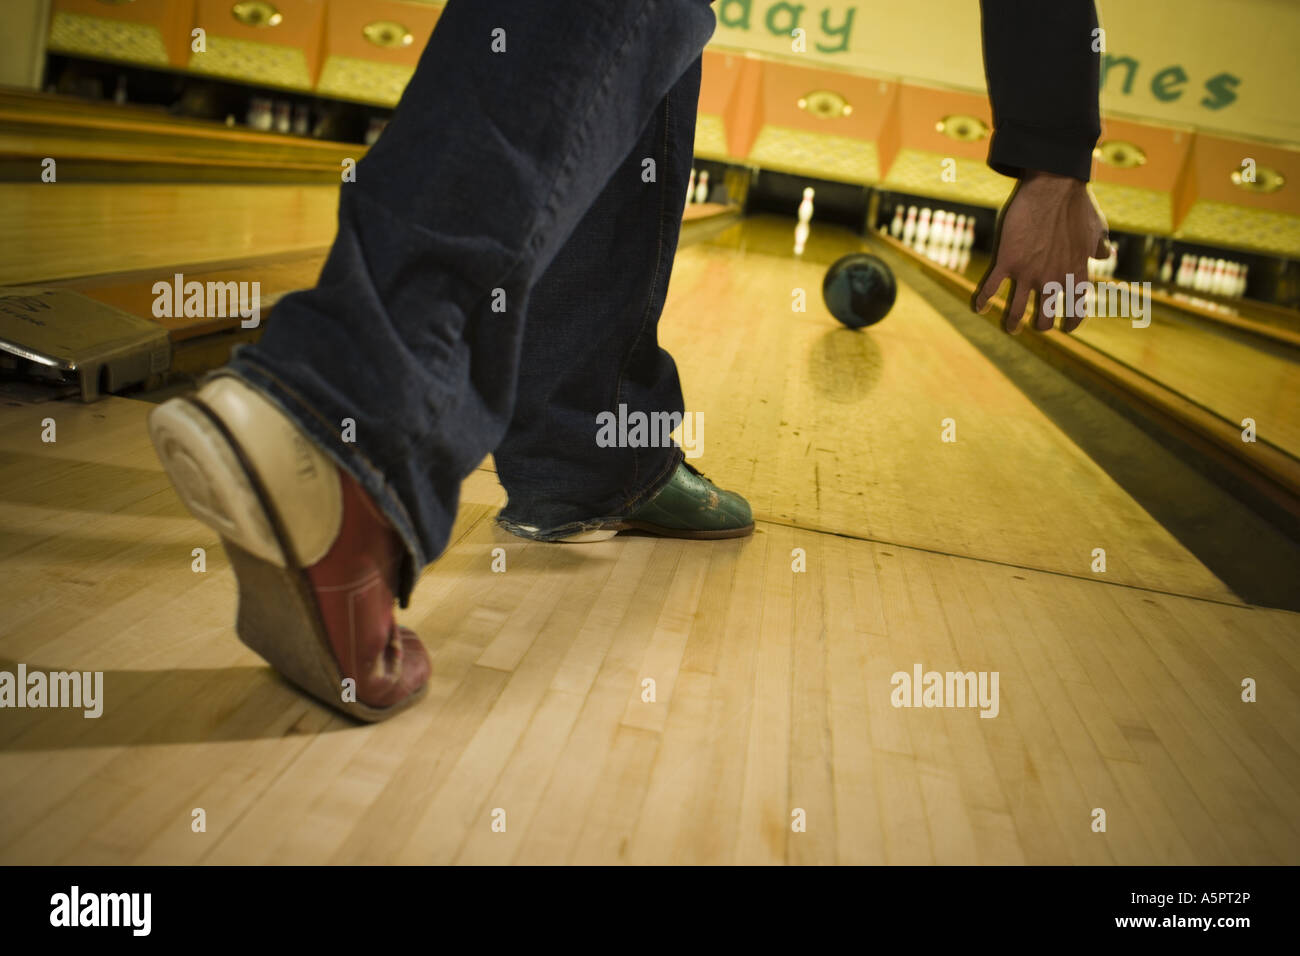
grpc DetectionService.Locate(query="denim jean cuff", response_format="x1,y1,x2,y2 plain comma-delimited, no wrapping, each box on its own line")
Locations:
497,444,684,539
205,356,427,608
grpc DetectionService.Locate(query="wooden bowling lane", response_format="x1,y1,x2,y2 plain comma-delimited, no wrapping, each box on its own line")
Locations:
1073,300,1300,459
0,183,338,285
949,244,1300,457
661,216,1236,602
0,397,1297,864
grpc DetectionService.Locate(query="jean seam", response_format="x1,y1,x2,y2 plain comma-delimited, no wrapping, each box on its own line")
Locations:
612,95,672,510
522,0,659,267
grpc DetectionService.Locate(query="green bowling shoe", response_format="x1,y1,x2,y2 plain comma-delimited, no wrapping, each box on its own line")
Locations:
498,461,754,543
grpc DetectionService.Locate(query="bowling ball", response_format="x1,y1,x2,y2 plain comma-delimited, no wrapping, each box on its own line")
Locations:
822,253,896,329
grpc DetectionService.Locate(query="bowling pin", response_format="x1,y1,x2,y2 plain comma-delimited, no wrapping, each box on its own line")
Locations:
934,213,949,260
954,214,967,249
1159,253,1174,284
1177,254,1192,287
694,170,710,205
687,168,696,205
797,186,815,225
793,220,810,256
1211,259,1225,295
964,218,975,250
1238,264,1249,298
902,206,917,245
916,208,931,249
936,219,952,267
1107,243,1118,279
890,207,904,238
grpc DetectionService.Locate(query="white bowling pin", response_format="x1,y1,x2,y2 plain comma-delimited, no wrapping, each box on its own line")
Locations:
797,186,815,224
1211,259,1225,295
902,206,917,245
793,225,806,254
890,207,904,238
964,218,975,250
934,214,950,259
694,170,710,205
916,208,932,248
1238,264,1249,298
686,168,696,205
1159,253,1174,284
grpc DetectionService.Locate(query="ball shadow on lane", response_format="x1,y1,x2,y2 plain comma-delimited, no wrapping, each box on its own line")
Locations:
807,326,885,405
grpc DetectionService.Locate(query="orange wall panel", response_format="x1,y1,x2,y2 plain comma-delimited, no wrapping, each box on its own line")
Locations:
1187,134,1300,217
758,61,894,142
700,50,761,159
322,0,439,66
897,84,993,162
193,0,326,82
1092,119,1191,192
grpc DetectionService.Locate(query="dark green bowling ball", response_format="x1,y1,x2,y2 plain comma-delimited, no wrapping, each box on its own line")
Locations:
822,253,896,329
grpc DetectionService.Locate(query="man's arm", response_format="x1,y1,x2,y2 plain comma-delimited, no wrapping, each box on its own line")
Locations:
981,0,1101,181
973,0,1111,333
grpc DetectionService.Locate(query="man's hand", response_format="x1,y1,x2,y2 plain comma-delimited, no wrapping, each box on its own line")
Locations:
973,170,1111,334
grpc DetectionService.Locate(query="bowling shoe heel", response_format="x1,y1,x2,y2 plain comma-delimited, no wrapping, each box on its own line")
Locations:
148,381,429,722
148,396,286,568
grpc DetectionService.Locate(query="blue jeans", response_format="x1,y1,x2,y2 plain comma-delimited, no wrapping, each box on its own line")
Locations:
223,0,717,603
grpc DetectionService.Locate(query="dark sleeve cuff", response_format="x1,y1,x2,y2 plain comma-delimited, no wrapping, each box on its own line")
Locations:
987,121,1097,182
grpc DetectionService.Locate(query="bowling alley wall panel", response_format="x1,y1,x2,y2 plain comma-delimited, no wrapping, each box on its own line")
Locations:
691,52,1300,259
34,0,1300,258
46,0,440,105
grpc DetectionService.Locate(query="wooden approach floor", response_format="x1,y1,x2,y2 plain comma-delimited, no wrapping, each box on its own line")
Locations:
1,218,1298,864
0,184,339,285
